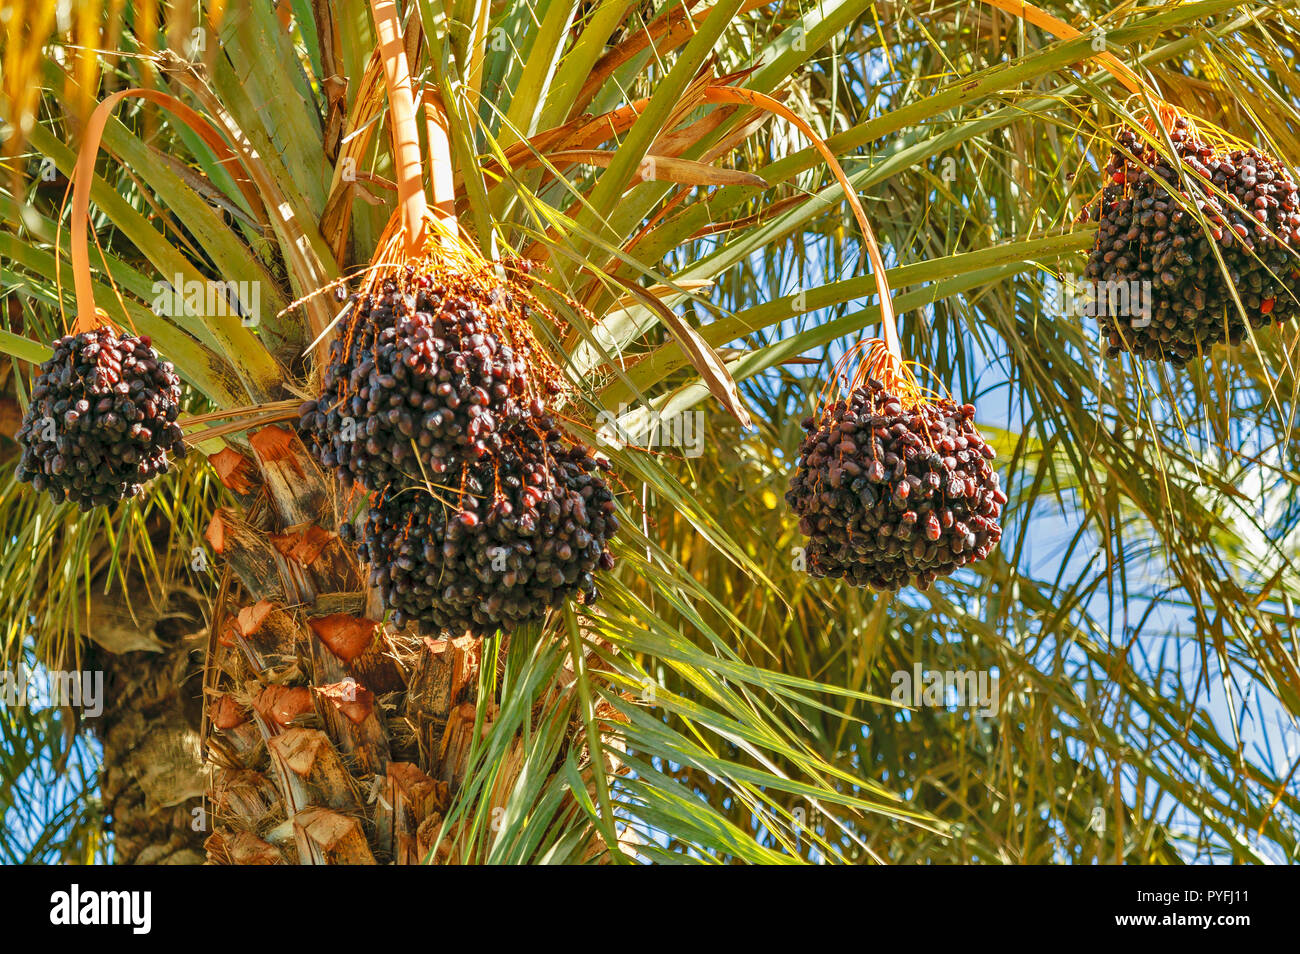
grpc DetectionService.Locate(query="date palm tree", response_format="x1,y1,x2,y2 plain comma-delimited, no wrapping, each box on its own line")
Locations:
2,0,1299,863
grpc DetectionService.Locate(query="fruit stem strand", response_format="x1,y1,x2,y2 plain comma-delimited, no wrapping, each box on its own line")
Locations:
702,86,901,361
370,0,428,256
423,97,459,252
72,88,250,335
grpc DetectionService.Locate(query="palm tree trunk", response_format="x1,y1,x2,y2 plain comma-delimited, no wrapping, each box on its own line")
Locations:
200,424,624,864
200,426,513,863
86,585,208,865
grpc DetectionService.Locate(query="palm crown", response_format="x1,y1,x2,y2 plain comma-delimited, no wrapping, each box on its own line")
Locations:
1,0,1298,864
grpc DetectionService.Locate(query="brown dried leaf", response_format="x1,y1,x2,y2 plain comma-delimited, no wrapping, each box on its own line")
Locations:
605,274,752,428
548,149,767,188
